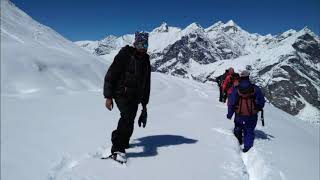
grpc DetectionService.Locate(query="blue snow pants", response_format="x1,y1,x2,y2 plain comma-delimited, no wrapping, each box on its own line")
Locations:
233,114,258,150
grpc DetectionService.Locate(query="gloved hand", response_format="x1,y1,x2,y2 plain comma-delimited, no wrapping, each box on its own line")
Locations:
223,91,228,103
105,98,113,111
221,96,225,103
138,108,147,128
255,105,263,111
226,113,232,120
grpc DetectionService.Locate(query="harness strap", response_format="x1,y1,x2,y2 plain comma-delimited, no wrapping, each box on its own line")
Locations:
245,98,250,115
238,97,243,115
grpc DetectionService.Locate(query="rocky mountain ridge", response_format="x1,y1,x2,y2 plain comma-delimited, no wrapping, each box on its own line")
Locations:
75,21,320,123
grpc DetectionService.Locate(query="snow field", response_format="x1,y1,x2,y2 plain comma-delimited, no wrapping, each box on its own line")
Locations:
2,73,318,180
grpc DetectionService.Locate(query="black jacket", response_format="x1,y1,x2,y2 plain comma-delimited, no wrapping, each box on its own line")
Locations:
103,45,151,106
216,72,228,87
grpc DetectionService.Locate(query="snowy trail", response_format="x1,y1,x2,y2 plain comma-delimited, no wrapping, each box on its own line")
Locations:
44,75,273,180
2,73,319,180
212,126,285,180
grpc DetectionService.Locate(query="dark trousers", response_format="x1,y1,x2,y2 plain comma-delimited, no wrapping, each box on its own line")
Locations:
111,98,138,153
219,85,223,102
233,115,258,150
219,85,227,103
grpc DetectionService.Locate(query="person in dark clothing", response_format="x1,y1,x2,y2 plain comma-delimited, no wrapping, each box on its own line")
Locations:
226,70,265,153
103,32,151,162
222,67,240,105
216,69,229,102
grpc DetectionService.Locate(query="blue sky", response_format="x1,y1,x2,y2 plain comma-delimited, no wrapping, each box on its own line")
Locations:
11,0,320,41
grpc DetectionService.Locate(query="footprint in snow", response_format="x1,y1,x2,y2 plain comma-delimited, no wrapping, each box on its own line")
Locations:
194,88,209,98
48,155,77,180
212,127,234,136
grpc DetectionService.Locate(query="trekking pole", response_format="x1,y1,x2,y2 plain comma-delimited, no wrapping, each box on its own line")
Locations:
261,109,265,126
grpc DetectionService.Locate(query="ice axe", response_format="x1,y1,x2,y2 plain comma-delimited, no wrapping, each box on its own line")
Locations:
261,109,265,126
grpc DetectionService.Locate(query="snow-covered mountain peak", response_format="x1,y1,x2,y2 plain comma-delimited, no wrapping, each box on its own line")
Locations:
101,35,117,42
222,20,246,34
298,27,319,39
276,27,319,46
285,29,297,34
205,21,224,32
206,20,244,34
264,33,274,38
301,26,312,33
224,20,237,27
188,22,202,28
182,22,204,34
205,20,253,42
205,20,242,33
277,29,297,40
152,22,169,33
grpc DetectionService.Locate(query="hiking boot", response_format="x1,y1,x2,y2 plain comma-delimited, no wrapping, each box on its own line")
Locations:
110,151,127,163
242,148,250,153
238,138,243,145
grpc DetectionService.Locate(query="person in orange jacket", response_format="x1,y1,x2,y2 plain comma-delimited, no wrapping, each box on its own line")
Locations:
222,67,239,104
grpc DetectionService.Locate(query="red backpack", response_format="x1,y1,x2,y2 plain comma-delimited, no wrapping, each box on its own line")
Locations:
226,73,240,91
235,84,258,116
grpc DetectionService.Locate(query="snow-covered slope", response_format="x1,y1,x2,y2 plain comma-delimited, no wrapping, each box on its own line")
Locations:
1,1,319,180
1,0,107,95
2,73,319,180
76,20,320,123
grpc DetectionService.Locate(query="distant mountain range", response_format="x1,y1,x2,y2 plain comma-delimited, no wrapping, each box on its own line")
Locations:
76,21,320,123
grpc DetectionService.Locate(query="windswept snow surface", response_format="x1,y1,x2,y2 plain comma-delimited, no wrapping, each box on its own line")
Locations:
1,0,107,95
2,73,319,180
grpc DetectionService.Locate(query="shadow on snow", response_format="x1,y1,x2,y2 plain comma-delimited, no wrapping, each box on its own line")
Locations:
255,129,275,140
127,135,198,158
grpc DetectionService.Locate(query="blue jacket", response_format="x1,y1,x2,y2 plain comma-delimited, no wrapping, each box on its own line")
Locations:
227,79,266,119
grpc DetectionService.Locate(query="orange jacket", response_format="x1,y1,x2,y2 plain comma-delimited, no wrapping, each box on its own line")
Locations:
222,73,239,95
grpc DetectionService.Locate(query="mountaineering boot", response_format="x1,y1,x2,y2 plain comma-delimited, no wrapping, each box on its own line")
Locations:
233,127,243,145
237,136,243,145
110,151,127,163
242,148,250,153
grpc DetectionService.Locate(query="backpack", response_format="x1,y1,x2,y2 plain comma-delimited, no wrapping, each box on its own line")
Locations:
235,84,258,116
226,73,239,90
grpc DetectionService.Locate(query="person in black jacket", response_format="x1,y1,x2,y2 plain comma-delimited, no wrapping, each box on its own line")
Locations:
103,32,151,162
216,69,229,102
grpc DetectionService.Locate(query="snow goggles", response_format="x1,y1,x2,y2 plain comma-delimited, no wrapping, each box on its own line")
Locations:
135,42,148,49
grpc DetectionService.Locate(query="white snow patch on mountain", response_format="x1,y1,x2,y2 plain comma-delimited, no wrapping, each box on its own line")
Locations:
296,96,320,124
149,24,182,53
1,0,107,95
